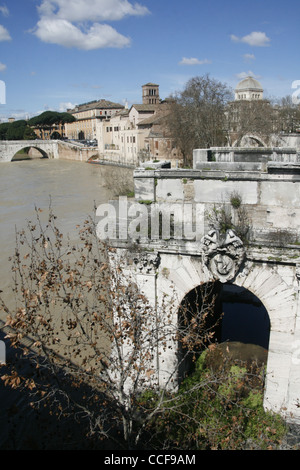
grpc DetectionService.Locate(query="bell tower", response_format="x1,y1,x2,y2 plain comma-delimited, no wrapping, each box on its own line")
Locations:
142,83,160,105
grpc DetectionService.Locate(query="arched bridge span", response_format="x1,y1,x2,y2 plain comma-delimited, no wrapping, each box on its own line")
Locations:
0,140,99,162
0,140,59,162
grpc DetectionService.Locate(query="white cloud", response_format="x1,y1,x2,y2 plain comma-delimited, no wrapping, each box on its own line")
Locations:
243,53,255,62
179,57,211,66
0,6,9,17
0,62,6,71
231,31,270,47
59,102,76,112
236,71,261,80
38,0,150,22
0,24,11,41
34,17,131,49
33,0,149,49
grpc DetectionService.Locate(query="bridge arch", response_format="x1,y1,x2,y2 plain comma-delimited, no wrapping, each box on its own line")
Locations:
177,281,271,377
157,253,297,416
233,134,268,148
0,140,59,162
11,145,49,161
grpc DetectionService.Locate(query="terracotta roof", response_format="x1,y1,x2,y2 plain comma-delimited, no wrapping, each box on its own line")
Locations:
70,99,124,113
130,104,158,113
137,113,169,127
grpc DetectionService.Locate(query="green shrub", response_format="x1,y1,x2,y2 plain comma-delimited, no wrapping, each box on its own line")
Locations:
143,349,287,450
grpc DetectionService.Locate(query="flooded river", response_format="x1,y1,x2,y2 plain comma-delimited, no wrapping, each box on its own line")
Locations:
0,158,119,296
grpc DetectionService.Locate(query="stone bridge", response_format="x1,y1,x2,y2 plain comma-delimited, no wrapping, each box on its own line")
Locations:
104,146,300,425
0,140,99,162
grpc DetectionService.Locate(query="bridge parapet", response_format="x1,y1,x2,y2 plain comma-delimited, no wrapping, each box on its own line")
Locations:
193,146,300,167
132,159,300,248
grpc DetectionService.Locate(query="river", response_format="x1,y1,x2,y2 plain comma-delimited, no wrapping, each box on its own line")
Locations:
0,158,123,295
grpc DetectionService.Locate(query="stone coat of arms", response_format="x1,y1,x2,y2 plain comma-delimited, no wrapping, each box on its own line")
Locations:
201,229,245,283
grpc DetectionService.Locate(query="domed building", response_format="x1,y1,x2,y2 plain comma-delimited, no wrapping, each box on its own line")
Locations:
235,76,263,101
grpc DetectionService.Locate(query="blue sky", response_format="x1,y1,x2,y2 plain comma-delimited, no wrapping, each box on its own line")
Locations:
0,0,299,121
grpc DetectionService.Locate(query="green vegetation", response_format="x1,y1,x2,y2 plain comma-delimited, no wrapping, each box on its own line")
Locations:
0,119,36,140
27,110,75,127
143,350,287,450
0,111,76,140
230,191,242,209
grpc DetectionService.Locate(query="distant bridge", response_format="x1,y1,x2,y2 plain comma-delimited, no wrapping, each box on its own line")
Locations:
0,140,99,162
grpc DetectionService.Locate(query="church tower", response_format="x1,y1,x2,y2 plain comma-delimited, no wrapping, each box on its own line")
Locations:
142,83,160,105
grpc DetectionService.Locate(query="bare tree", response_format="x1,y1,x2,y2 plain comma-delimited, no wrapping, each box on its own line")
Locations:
0,207,222,449
226,99,277,146
166,75,233,166
274,95,300,133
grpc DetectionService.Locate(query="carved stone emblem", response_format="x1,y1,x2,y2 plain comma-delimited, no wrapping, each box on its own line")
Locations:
201,229,245,283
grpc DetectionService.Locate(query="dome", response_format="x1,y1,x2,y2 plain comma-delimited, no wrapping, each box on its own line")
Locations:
235,76,263,101
235,76,263,92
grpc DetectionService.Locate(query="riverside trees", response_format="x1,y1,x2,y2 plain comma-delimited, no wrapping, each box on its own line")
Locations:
0,111,75,140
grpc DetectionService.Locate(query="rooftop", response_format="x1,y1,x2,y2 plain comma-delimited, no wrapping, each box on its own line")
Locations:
69,99,125,113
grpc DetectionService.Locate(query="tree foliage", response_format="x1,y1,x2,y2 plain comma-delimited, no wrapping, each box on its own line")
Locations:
0,120,35,140
28,111,75,127
145,351,287,450
0,111,76,141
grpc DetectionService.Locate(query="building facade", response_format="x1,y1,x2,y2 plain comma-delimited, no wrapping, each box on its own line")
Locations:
63,83,179,165
64,99,124,142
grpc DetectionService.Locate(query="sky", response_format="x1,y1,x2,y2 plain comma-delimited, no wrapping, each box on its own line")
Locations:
0,0,299,121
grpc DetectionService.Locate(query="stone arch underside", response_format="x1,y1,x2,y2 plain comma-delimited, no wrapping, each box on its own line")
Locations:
158,255,295,334
11,146,49,160
233,134,268,148
157,254,297,416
